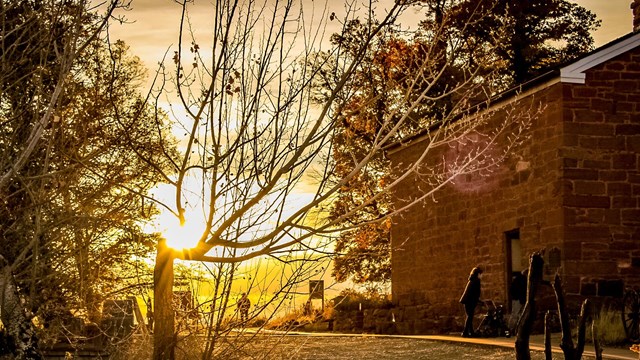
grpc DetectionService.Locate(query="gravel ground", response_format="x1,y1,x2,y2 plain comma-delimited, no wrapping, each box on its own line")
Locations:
244,335,550,360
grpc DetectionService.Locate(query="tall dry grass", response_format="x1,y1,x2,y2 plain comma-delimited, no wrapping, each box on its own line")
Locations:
588,305,627,346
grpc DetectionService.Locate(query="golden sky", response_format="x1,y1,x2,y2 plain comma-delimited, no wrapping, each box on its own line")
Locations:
110,0,635,74
108,0,635,316
575,0,635,44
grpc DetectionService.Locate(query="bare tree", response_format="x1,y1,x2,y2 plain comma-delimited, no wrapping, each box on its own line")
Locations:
141,1,534,359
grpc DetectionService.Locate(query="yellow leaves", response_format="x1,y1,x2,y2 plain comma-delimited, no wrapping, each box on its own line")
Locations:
340,114,378,139
381,218,391,231
374,38,410,68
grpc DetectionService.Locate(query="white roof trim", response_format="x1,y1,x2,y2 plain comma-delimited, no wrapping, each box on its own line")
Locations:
560,32,640,84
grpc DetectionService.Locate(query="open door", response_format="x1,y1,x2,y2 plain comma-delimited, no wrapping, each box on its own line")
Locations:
504,229,521,311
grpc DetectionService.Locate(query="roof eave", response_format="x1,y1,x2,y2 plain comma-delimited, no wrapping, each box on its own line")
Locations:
560,31,640,84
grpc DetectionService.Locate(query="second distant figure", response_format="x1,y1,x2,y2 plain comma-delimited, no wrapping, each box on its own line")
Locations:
459,266,483,337
238,292,251,323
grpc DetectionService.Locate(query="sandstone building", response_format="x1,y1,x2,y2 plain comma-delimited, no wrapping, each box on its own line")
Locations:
388,31,640,333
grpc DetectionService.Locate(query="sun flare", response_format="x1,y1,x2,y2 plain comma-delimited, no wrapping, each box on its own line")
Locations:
161,216,205,251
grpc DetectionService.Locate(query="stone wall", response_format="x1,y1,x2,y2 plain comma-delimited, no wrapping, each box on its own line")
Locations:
388,46,640,334
560,47,640,296
389,82,565,320
333,305,460,335
632,0,640,32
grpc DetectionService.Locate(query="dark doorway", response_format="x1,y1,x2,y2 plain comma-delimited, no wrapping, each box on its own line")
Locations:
504,229,521,310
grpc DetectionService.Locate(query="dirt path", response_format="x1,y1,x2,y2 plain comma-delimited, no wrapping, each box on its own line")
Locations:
245,335,548,360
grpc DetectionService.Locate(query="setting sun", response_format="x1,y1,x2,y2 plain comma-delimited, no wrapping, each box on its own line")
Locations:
153,205,206,251
162,216,205,251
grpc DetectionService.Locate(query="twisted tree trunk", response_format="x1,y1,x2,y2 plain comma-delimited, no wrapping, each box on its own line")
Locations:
544,311,552,360
592,320,603,360
515,252,544,360
552,273,591,360
515,251,603,360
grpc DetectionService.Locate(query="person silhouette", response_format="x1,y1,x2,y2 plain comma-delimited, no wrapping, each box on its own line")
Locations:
459,266,483,337
238,293,251,323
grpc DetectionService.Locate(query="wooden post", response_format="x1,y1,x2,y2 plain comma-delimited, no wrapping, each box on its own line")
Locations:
552,273,577,359
544,311,552,360
516,252,603,360
575,300,590,359
551,271,594,360
515,252,544,360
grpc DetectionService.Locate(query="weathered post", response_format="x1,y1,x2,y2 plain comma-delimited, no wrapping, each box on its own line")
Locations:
516,251,604,360
552,272,591,360
544,311,553,360
515,251,544,360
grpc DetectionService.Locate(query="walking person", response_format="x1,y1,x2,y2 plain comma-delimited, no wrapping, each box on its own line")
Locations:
459,266,483,337
238,292,251,324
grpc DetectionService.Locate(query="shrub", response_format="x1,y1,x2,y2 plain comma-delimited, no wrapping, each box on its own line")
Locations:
331,288,392,312
265,308,315,330
247,316,267,328
588,305,627,346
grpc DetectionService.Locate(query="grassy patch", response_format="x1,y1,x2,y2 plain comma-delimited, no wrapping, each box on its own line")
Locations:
587,305,627,346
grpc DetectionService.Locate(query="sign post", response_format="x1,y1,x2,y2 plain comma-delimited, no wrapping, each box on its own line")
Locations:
309,280,324,312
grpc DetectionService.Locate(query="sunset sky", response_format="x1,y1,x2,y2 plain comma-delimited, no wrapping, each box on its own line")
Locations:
110,0,636,75
108,0,637,315
111,0,637,250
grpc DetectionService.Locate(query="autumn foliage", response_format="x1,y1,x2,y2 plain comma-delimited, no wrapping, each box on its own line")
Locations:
327,0,599,285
